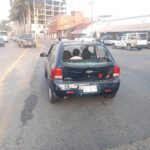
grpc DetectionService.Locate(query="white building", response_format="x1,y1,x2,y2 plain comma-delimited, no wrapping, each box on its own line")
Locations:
81,15,150,35
96,14,150,32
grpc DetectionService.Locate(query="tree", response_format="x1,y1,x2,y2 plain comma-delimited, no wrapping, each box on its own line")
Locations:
0,20,11,31
10,0,13,5
10,0,31,33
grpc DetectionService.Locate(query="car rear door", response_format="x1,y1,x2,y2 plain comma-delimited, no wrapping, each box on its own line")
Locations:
63,65,114,82
46,43,58,79
62,44,115,82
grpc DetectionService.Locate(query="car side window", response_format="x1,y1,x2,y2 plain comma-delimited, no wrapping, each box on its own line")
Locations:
49,44,58,63
48,44,54,56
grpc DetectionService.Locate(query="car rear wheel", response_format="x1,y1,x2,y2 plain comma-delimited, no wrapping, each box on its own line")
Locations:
49,87,59,103
137,47,142,50
45,69,48,79
126,44,132,51
20,43,24,48
103,92,117,99
112,43,116,49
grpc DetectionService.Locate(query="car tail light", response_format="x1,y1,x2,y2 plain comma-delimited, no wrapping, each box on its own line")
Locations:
67,91,75,95
51,68,63,80
105,89,112,93
113,66,120,77
98,73,103,79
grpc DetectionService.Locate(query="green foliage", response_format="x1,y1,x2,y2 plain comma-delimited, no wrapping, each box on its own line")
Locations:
10,0,30,23
0,20,11,31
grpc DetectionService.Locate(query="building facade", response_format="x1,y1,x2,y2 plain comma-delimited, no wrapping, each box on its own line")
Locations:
32,0,67,35
48,11,90,38
95,14,150,33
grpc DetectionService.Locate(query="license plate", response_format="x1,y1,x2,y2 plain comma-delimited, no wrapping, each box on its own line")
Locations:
82,85,97,93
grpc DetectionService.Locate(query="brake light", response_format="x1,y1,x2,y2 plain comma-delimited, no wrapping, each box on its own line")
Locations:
98,73,103,79
51,68,63,80
113,66,120,77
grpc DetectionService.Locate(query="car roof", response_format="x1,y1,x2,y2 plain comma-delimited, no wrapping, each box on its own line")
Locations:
59,40,102,45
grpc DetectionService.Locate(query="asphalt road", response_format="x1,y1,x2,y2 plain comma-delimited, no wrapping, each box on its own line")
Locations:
0,42,150,150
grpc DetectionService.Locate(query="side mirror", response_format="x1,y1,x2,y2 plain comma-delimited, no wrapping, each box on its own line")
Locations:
40,52,48,57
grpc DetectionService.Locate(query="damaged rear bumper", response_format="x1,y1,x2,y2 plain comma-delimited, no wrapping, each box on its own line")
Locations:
51,78,120,97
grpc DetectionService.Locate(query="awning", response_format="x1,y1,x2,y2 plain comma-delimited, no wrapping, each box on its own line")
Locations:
98,23,150,32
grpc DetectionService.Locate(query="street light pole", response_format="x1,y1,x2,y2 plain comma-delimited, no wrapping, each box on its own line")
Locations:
44,0,47,36
33,0,36,25
33,0,36,40
88,0,94,36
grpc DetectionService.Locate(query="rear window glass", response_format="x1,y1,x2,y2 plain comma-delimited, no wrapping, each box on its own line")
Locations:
62,44,112,67
21,34,33,40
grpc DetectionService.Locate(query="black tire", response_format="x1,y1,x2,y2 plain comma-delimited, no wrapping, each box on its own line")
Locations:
112,43,116,49
20,43,24,48
48,87,59,103
45,69,48,79
126,44,132,51
103,92,117,99
137,47,142,51
32,45,36,48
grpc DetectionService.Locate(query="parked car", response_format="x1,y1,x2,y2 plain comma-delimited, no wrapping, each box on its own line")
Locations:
0,31,8,42
57,37,69,41
112,32,148,50
12,36,19,42
76,36,96,42
17,34,36,48
0,38,5,47
101,35,115,45
40,41,120,103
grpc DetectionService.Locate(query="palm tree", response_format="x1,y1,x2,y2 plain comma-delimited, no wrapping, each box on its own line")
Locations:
10,0,13,5
10,0,31,33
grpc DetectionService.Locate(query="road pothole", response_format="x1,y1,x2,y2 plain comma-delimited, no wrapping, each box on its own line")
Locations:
21,94,37,126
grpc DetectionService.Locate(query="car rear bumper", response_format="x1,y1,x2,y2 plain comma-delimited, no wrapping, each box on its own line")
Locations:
51,78,120,97
23,42,36,47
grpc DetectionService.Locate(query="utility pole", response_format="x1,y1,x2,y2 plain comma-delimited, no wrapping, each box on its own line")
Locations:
33,0,36,25
44,0,47,36
88,0,94,36
33,0,36,40
28,1,31,34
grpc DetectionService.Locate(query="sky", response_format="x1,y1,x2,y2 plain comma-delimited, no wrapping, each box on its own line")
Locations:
67,0,150,19
0,0,10,20
0,0,150,20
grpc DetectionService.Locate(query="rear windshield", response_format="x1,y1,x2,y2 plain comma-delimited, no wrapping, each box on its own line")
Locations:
22,35,33,40
62,44,112,67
